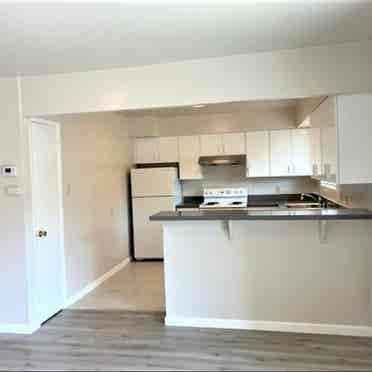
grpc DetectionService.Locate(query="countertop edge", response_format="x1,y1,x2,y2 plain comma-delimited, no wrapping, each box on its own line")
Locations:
150,210,372,221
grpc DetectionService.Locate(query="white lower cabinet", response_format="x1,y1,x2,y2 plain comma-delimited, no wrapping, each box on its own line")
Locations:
245,131,270,177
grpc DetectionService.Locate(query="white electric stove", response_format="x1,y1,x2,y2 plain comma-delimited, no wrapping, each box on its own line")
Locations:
199,188,248,209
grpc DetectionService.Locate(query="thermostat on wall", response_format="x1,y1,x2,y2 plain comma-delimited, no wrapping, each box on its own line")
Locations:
1,165,17,177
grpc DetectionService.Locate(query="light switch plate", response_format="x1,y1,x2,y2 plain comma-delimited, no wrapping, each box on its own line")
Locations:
1,165,17,177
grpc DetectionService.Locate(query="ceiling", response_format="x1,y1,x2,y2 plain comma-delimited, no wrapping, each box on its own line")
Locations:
1,1,372,77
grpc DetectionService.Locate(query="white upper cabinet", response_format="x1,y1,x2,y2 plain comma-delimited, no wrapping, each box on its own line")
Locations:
200,134,222,156
134,137,158,164
157,136,179,163
310,97,337,182
270,129,311,177
270,130,291,176
290,129,312,176
134,136,178,164
179,135,200,160
337,93,372,184
310,127,322,179
221,132,246,155
200,132,245,156
245,131,270,177
178,136,202,180
309,93,372,184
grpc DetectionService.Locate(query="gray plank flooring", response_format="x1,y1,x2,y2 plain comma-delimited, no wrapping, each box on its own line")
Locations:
1,310,372,371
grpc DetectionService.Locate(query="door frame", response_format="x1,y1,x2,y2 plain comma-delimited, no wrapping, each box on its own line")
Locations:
25,117,67,327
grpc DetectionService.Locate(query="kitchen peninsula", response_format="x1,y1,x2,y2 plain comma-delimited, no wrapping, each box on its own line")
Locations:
151,203,372,337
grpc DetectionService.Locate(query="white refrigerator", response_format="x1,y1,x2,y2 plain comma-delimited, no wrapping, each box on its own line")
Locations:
131,167,181,259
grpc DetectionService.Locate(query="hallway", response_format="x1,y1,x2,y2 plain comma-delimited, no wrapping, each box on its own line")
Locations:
71,262,165,312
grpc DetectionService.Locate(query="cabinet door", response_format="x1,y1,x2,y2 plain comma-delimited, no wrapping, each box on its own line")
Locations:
245,131,270,177
179,136,200,160
291,129,312,176
310,127,322,178
321,125,337,182
134,138,158,164
200,134,222,156
312,97,337,182
179,136,203,179
222,132,245,155
270,130,291,176
158,136,178,163
337,93,372,184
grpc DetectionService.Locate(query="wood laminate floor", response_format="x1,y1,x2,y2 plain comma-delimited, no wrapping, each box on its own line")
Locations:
1,310,372,371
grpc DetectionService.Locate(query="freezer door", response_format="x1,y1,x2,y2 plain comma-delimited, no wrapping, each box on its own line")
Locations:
131,167,178,197
132,196,174,259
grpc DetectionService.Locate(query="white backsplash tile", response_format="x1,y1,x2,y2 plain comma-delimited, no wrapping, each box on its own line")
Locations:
182,165,316,196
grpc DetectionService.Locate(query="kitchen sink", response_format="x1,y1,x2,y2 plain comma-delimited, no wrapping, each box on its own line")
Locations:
285,202,323,209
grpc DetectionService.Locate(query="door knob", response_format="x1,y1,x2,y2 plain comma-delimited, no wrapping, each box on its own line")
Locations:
37,230,48,238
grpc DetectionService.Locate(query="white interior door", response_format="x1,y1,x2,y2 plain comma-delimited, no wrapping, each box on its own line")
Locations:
30,119,65,324
133,196,174,259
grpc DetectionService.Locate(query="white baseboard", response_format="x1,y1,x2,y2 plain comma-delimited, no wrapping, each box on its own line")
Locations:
64,257,131,308
0,323,39,334
165,316,372,337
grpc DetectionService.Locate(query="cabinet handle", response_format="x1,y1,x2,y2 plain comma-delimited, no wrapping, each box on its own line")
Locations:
288,165,290,174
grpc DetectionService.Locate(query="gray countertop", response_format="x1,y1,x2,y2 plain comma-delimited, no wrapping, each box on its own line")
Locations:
150,208,372,221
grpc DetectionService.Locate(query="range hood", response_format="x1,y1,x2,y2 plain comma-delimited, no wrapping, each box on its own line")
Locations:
198,155,245,166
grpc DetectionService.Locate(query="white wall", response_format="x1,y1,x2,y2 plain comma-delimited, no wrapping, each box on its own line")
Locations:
295,96,326,126
126,105,296,138
56,112,131,299
0,78,29,326
21,40,372,116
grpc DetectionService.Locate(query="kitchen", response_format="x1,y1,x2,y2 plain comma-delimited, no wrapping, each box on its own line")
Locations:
2,3,372,369
126,93,372,337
